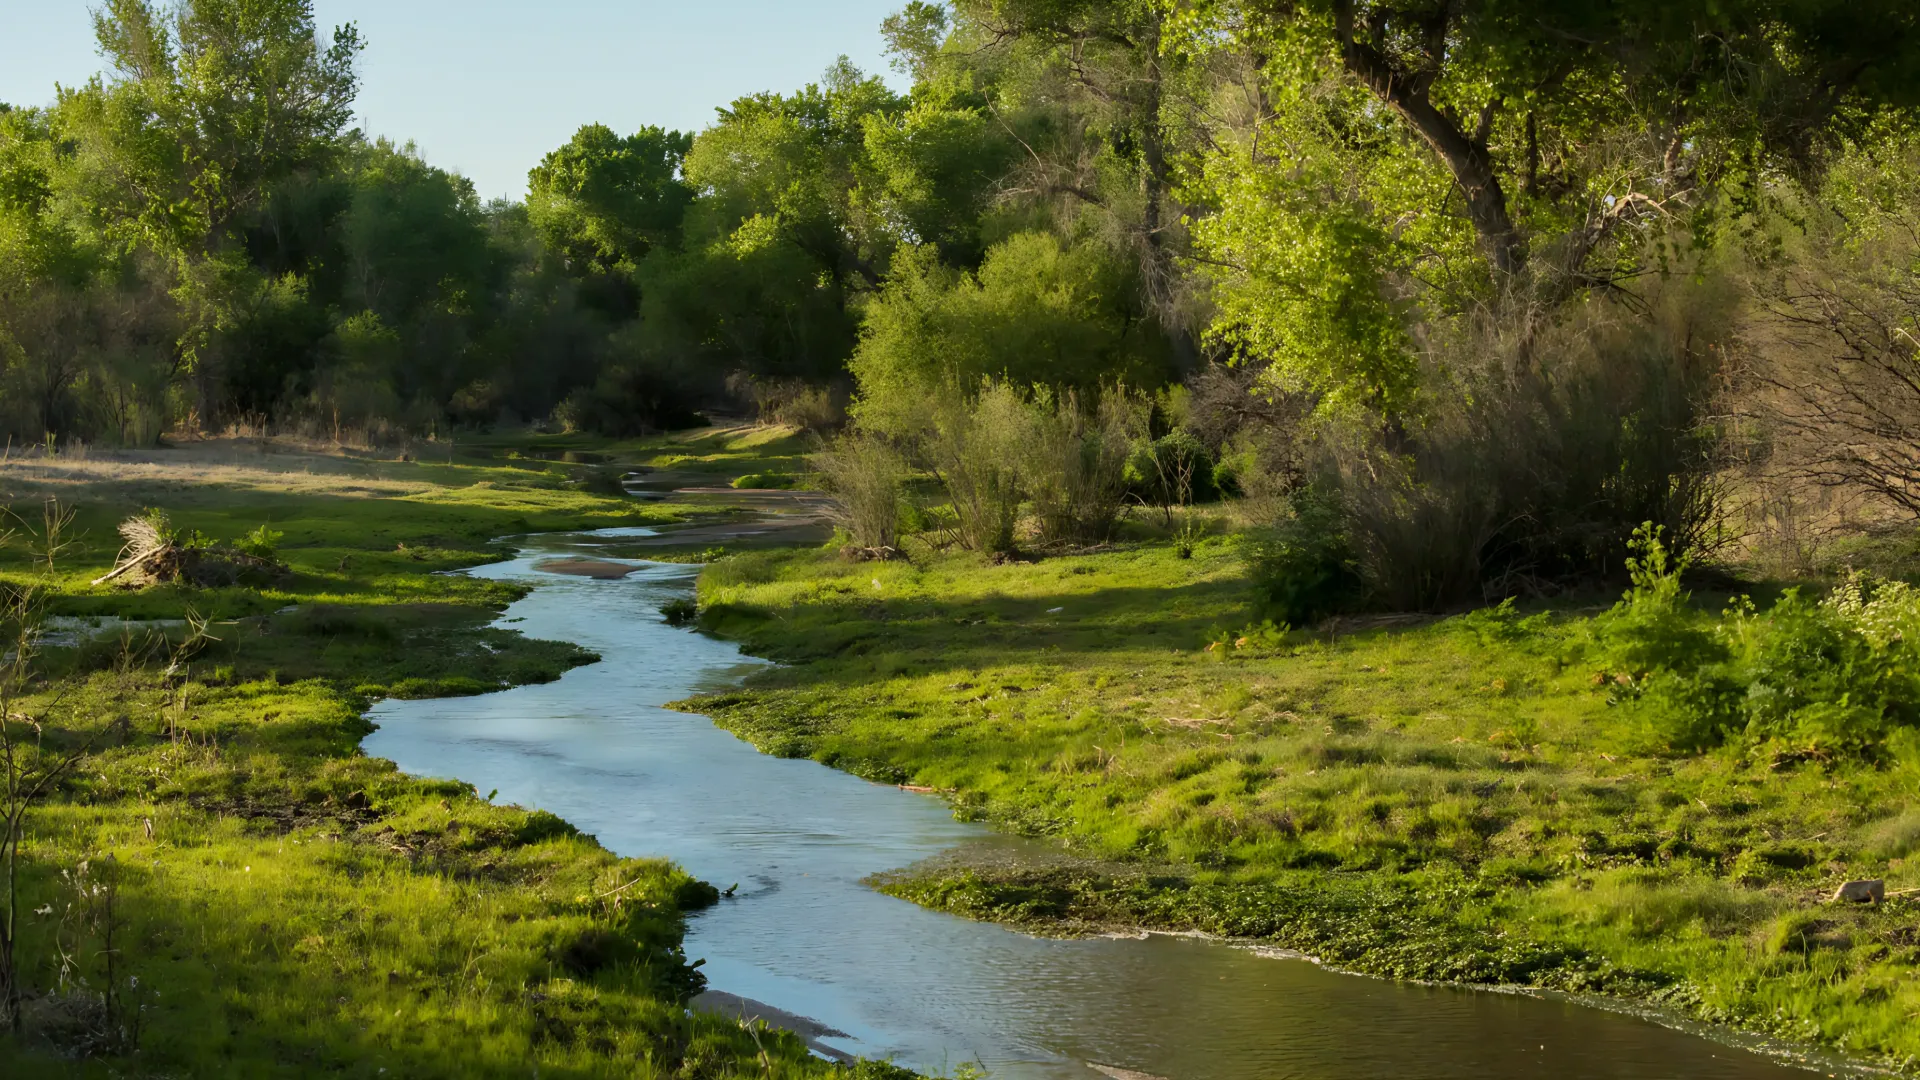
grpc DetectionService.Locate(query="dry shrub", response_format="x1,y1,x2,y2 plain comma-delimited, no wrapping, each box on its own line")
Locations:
1314,287,1727,610
727,374,846,433
1746,206,1920,518
811,434,907,556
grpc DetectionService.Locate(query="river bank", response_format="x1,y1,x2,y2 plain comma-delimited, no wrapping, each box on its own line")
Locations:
0,439,858,1077
683,538,1920,1075
361,527,1842,1079
2,425,1907,1077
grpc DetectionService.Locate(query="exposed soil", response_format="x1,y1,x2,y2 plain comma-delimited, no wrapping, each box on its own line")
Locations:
690,991,853,1062
532,558,640,580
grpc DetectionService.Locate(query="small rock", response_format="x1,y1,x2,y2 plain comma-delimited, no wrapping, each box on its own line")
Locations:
1832,879,1885,904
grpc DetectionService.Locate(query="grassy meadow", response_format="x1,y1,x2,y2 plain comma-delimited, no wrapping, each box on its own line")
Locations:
686,528,1920,1072
0,432,889,1078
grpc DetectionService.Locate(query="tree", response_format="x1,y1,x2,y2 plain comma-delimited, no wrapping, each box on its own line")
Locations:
850,233,1169,436
62,0,363,414
1221,0,1920,280
527,124,695,279
680,59,902,290
948,0,1196,329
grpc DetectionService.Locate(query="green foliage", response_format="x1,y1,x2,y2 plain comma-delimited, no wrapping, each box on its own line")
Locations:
1241,488,1360,624
1594,530,1920,757
237,524,283,560
527,124,694,279
1194,135,1425,414
1023,388,1144,545
1449,599,1552,648
922,381,1031,554
850,238,1169,437
1125,430,1217,507
731,471,800,490
660,597,698,626
811,433,908,553
1592,525,1725,680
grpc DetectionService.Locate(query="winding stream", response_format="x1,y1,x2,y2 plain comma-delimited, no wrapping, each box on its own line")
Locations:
363,528,1852,1080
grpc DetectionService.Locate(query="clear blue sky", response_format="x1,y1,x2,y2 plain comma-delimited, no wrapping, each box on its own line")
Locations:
0,1,907,200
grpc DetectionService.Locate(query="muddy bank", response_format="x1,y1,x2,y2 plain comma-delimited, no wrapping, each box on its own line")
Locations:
531,557,639,579
693,991,853,1062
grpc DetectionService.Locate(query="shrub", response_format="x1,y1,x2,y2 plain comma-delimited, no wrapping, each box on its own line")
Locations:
811,433,907,555
660,598,698,626
1025,388,1143,545
238,525,283,560
1304,289,1724,609
552,349,707,436
728,373,845,433
1126,430,1218,509
1211,452,1249,498
1595,532,1920,756
925,381,1030,555
1591,524,1726,679
1242,487,1361,624
731,472,799,490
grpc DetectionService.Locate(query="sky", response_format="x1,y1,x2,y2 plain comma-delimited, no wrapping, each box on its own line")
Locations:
0,0,908,201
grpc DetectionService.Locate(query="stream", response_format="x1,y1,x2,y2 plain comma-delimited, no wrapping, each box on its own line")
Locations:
363,527,1856,1080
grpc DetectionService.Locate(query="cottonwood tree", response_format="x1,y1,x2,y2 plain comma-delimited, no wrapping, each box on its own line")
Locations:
62,0,364,410
1220,0,1920,282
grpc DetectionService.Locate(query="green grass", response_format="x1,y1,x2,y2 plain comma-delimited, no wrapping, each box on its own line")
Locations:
0,446,886,1077
684,536,1920,1073
458,423,815,485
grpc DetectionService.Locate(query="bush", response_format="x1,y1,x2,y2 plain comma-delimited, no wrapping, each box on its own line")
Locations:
660,598,698,626
925,381,1030,555
1595,530,1920,756
1306,290,1724,609
1241,487,1361,624
237,525,283,560
1126,430,1218,508
1025,388,1144,545
552,350,707,437
731,471,799,490
811,434,907,555
728,374,845,433
1591,525,1727,679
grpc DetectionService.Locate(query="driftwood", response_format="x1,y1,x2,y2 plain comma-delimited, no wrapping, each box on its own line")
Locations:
91,513,287,589
92,515,171,586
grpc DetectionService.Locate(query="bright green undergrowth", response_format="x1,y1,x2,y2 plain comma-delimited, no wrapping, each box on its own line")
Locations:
0,453,880,1077
687,537,1920,1072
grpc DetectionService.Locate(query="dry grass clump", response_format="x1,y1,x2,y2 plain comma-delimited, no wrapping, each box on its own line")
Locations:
811,433,909,559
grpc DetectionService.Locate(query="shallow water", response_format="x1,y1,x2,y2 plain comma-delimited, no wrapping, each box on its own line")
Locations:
364,531,1843,1080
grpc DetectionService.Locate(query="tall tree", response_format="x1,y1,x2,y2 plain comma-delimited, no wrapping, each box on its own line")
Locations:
526,123,695,313
62,0,363,407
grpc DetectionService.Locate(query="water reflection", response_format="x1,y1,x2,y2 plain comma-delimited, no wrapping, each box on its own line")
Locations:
365,534,1835,1080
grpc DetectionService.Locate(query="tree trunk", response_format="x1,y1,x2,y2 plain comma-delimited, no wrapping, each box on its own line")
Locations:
1330,0,1526,277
